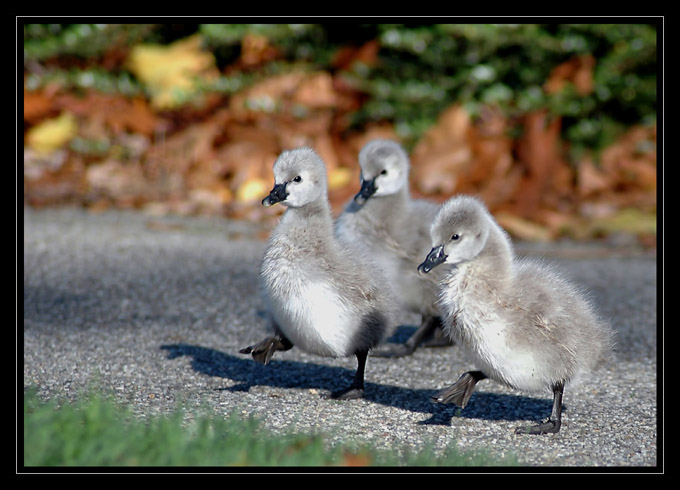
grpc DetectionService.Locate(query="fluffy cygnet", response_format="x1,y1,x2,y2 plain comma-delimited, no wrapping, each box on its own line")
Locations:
418,195,615,434
335,139,452,357
240,147,398,400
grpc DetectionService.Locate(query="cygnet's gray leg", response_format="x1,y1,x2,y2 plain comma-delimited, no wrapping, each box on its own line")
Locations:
431,370,487,408
419,316,454,348
239,329,294,366
327,350,368,400
372,315,449,358
515,382,564,435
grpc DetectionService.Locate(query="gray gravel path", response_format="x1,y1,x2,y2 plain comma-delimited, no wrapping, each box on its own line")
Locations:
22,207,660,469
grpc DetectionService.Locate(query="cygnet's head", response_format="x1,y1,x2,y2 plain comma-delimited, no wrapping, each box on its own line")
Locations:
354,139,410,206
418,196,491,273
262,148,328,208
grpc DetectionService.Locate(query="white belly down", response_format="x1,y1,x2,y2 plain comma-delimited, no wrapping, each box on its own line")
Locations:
269,280,356,358
450,307,551,393
474,326,550,393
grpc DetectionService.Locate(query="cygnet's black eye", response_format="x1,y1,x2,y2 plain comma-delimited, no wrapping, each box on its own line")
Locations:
451,234,461,241
380,169,388,175
292,176,302,183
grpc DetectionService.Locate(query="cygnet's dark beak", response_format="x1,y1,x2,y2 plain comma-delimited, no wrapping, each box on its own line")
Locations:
418,245,447,274
353,177,377,207
262,183,288,207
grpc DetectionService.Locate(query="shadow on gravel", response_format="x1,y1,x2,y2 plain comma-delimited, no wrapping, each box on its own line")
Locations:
161,343,556,424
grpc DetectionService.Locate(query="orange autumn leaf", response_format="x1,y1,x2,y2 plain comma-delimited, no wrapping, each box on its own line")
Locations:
239,33,281,68
56,92,158,136
24,89,56,124
331,40,380,71
512,110,568,218
544,55,595,96
578,158,611,198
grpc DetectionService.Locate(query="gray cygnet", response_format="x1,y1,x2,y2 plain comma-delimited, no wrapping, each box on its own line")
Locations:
418,195,615,434
241,148,398,400
336,139,452,357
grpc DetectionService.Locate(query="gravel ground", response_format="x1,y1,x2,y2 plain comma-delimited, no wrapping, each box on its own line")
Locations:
22,206,660,470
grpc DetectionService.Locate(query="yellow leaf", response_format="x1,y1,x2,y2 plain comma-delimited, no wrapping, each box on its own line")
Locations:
236,178,269,203
588,208,657,236
26,112,78,153
127,34,217,109
328,167,351,190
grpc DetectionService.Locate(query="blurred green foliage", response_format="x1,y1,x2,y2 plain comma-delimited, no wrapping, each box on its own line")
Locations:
23,388,510,466
23,22,657,153
347,24,657,151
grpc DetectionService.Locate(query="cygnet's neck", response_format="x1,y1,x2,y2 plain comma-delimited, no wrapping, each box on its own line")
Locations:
281,196,335,237
362,186,409,224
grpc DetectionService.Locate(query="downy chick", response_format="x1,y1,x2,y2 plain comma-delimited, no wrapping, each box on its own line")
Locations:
418,195,615,434
240,148,398,399
336,139,452,357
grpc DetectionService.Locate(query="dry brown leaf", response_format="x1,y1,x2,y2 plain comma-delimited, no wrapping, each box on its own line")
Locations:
460,107,515,200
146,118,221,180
239,33,280,68
411,105,474,195
600,126,657,194
307,133,338,169
331,40,380,71
292,72,338,109
478,163,523,210
215,141,278,199
56,92,158,136
275,112,335,149
618,158,657,191
412,148,471,195
412,105,471,157
544,55,595,95
578,158,611,197
512,110,567,218
229,72,307,120
24,89,56,124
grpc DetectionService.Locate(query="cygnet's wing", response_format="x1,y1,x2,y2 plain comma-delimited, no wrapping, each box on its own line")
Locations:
332,240,400,312
510,257,614,369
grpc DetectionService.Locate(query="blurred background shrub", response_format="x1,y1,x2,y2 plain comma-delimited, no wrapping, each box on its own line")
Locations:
24,23,656,150
22,22,658,244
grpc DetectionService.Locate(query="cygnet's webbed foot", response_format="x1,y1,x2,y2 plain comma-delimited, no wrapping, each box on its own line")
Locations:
239,335,293,365
431,370,487,408
371,316,451,358
515,381,564,435
324,350,368,400
515,419,561,435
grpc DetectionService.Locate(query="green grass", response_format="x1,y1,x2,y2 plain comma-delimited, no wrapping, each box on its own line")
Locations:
22,388,514,467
